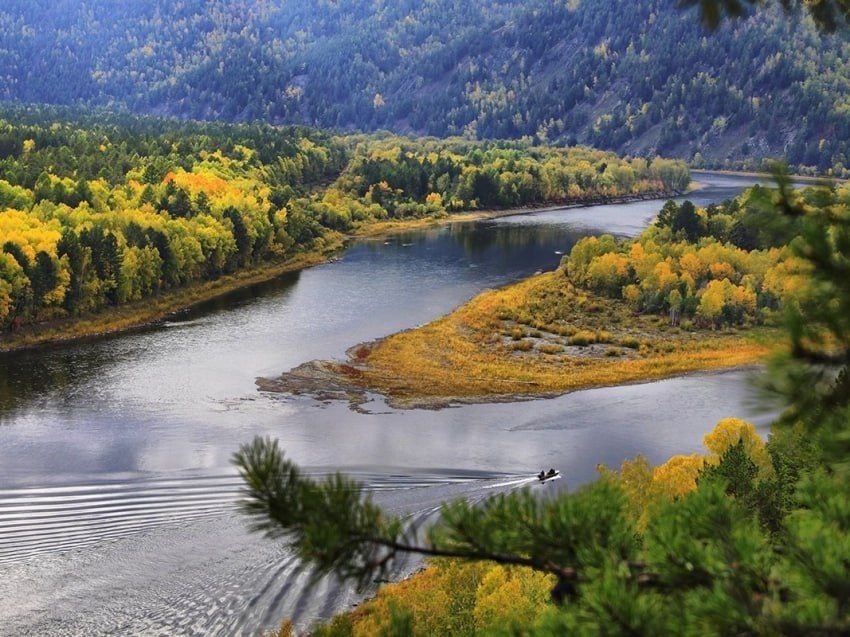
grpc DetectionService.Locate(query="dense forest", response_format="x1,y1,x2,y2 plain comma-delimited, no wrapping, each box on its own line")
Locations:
566,188,807,329
0,108,687,335
1,1,849,174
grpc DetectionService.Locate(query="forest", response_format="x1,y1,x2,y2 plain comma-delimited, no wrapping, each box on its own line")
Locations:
566,187,809,329
3,1,850,634
0,108,687,336
1,0,849,173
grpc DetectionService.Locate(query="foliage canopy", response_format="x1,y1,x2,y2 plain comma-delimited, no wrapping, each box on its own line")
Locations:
2,1,850,172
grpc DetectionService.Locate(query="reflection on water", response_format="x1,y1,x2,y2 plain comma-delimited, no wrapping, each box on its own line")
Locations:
0,173,774,634
0,219,610,425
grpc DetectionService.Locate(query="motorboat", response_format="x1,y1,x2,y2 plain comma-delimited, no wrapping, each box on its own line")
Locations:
537,468,561,483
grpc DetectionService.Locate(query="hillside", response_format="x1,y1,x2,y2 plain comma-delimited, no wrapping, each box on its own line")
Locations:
1,0,849,173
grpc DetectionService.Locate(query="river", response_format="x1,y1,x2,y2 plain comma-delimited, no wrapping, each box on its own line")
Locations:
0,173,779,635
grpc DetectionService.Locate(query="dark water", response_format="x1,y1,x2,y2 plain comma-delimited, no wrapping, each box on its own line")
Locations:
0,173,777,635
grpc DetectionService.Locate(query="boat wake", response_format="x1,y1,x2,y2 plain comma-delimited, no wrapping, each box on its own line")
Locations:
0,471,532,635
0,475,242,566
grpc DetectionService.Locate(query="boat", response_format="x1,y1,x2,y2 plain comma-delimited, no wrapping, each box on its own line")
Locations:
537,468,561,483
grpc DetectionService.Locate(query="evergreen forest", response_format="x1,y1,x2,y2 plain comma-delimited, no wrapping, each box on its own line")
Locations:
2,0,850,173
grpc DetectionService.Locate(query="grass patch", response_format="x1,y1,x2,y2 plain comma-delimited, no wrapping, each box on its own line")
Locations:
619,337,642,349
329,270,778,406
568,330,596,346
538,343,565,355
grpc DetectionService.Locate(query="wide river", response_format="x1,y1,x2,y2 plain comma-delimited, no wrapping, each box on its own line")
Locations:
0,173,780,635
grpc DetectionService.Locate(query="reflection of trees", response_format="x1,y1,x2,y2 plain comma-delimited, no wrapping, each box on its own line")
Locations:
0,270,304,418
449,222,587,259
0,347,113,416
184,269,301,314
355,222,596,276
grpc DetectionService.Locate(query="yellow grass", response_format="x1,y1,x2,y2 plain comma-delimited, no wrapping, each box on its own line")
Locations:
349,215,448,237
339,270,777,405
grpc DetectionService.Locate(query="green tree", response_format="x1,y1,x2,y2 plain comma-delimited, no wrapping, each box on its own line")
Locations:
28,250,58,311
654,199,680,229
57,229,87,313
671,200,704,243
223,206,251,268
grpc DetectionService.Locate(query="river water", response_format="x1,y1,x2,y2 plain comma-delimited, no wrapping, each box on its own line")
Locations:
0,173,779,635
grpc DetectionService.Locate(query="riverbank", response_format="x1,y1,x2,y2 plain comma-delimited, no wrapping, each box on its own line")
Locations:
0,189,683,353
258,269,777,409
690,168,837,184
0,236,348,352
438,189,682,224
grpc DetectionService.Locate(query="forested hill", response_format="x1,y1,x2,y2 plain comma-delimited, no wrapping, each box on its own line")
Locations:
2,0,849,174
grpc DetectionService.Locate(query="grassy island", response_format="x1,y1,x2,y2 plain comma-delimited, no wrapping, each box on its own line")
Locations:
331,270,777,407
262,185,818,408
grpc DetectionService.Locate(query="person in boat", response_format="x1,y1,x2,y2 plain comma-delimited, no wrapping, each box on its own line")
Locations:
547,468,557,477
538,470,546,480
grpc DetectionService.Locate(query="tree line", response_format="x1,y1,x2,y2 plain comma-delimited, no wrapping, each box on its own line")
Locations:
0,109,687,333
565,184,809,329
1,1,849,174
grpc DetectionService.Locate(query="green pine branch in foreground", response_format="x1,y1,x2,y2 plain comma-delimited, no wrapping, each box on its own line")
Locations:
233,435,637,595
683,0,850,32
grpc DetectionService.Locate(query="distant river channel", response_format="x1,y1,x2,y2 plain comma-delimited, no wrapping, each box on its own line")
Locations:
0,172,780,635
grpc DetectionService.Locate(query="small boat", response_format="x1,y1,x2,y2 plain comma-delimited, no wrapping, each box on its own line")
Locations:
537,468,561,483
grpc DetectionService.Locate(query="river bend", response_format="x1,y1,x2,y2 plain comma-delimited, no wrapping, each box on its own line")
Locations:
0,173,777,635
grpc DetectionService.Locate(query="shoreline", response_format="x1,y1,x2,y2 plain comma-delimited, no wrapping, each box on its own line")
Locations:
690,168,838,184
1,188,682,353
257,346,765,411
257,268,776,411
0,236,347,353
440,188,682,224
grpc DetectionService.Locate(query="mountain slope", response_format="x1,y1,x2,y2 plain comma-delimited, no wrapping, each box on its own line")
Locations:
1,0,848,173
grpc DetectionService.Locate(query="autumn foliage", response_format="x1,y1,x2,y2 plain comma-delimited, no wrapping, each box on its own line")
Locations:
310,418,776,636
0,113,688,341
567,188,817,329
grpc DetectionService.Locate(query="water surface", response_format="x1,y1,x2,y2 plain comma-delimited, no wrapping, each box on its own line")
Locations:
0,173,777,634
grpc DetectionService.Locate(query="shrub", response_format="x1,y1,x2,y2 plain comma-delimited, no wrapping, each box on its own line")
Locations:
568,330,597,346
620,336,641,349
538,343,565,354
